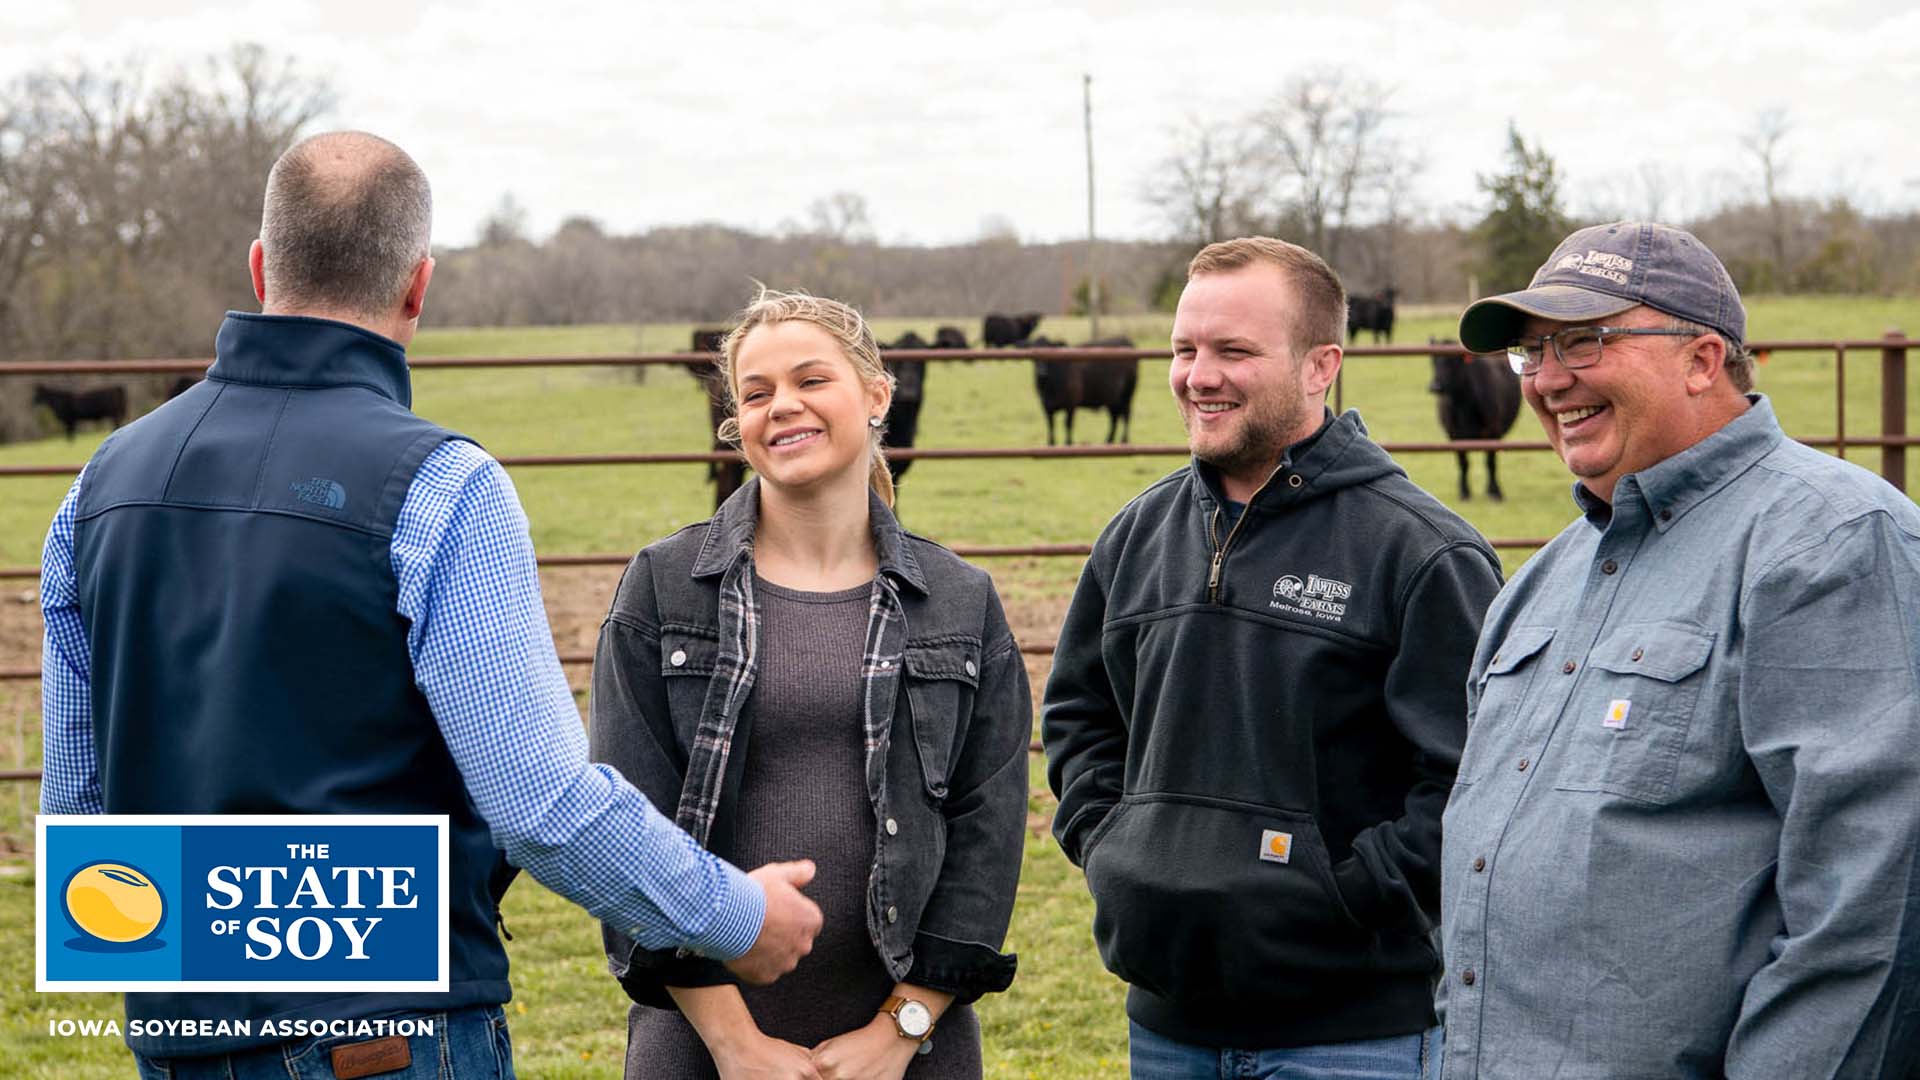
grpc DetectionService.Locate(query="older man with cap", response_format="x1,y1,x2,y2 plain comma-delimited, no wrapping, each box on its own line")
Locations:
1436,222,1920,1079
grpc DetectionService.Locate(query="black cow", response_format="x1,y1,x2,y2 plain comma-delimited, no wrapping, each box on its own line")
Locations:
1031,336,1138,446
933,325,968,350
687,328,743,509
879,331,930,483
983,312,1043,348
32,384,127,440
1428,337,1522,500
1347,287,1398,343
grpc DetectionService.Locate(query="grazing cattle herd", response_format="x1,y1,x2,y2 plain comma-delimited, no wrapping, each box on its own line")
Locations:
1347,286,1398,343
20,295,1527,508
1025,333,1139,446
687,328,745,508
30,384,127,440
981,311,1043,348
1426,338,1523,500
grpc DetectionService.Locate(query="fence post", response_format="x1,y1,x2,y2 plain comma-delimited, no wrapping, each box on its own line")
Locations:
1884,331,1907,493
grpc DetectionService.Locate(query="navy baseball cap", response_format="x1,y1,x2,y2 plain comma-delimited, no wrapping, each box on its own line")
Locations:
1458,222,1746,354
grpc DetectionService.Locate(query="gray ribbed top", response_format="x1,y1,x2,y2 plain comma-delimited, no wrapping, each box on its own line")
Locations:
623,576,980,1079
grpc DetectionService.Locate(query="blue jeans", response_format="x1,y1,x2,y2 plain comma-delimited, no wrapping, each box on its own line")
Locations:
1129,1020,1442,1080
132,1006,513,1079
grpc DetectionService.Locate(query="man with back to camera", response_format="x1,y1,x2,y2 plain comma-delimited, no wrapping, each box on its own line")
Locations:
1438,221,1920,1078
1043,236,1503,1079
38,130,822,1077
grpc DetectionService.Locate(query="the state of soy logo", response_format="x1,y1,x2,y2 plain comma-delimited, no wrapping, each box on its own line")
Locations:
37,815,447,992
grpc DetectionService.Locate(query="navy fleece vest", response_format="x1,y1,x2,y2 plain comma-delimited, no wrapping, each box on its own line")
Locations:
72,313,512,1057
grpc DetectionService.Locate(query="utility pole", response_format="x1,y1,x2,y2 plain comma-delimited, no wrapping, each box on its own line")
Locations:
1084,72,1100,338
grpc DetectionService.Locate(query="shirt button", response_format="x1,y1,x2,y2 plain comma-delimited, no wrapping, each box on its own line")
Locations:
1517,758,1529,771
1659,508,1673,522
1462,969,1476,986
1631,647,1644,662
886,906,898,923
1287,474,1304,488
1472,856,1487,872
885,818,898,836
669,649,687,667
1601,559,1618,574
1491,653,1501,666
1562,661,1576,674
964,659,977,677
880,658,893,670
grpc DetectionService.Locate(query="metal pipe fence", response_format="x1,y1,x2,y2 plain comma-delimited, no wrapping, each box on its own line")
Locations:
3,337,1913,578
0,335,1912,779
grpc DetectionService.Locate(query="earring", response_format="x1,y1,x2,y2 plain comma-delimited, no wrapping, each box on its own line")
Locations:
868,416,884,429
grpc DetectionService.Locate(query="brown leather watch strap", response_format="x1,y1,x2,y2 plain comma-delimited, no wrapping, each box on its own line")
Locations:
879,995,936,1043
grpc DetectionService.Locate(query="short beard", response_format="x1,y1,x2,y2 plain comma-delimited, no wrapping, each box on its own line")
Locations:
1183,398,1306,482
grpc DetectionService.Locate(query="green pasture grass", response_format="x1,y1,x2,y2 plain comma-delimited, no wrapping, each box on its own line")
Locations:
2,295,1917,1077
3,298,1916,577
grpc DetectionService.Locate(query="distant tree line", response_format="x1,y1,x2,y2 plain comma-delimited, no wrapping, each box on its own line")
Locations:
1142,70,1920,301
4,50,1918,444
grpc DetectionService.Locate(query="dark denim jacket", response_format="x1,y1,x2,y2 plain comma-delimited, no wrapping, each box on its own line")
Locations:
590,480,1028,1007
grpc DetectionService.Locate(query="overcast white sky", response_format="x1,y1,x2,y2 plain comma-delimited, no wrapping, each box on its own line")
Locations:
6,1,1918,248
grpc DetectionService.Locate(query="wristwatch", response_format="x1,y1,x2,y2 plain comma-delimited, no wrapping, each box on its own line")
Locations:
880,995,935,1043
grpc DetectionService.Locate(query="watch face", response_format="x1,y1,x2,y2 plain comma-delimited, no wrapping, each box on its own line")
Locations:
897,1000,933,1038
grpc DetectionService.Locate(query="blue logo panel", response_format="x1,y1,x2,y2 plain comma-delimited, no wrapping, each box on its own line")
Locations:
39,816,446,992
42,824,183,983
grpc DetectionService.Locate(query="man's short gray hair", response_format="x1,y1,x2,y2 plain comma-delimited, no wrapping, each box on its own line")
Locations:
1667,316,1754,393
259,131,432,315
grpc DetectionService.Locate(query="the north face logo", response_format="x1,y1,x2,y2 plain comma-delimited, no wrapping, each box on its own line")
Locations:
290,477,346,510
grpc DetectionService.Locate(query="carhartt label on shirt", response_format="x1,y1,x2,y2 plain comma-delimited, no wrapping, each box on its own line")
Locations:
1259,830,1293,864
1603,699,1631,729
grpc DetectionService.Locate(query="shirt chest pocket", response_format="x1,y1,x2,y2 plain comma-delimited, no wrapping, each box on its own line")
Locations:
658,628,721,746
1551,622,1715,805
1459,626,1556,786
902,638,982,803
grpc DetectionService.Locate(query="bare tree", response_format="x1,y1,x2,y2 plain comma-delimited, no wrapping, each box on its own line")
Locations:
803,191,873,243
1141,115,1265,246
0,45,332,367
1583,161,1679,223
1254,71,1399,271
480,193,531,248
1740,108,1791,278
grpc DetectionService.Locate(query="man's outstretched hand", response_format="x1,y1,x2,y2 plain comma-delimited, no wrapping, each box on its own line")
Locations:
725,860,822,985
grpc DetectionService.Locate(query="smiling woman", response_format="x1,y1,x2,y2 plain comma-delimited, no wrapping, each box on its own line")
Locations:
721,292,897,518
587,289,1031,1080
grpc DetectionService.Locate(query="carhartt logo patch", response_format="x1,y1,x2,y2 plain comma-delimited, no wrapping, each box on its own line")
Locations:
1259,830,1293,864
290,477,346,510
1603,699,1631,730
1270,573,1351,622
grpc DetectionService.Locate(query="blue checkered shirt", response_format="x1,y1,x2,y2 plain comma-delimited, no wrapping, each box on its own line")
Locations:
39,440,765,960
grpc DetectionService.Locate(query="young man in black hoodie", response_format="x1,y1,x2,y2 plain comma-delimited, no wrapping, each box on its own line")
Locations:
1043,237,1501,1079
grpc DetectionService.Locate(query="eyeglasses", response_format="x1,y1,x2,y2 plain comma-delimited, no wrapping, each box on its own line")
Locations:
1506,327,1700,376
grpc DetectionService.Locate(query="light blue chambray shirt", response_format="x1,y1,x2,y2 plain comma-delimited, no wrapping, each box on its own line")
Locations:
40,439,765,961
1440,396,1920,1079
